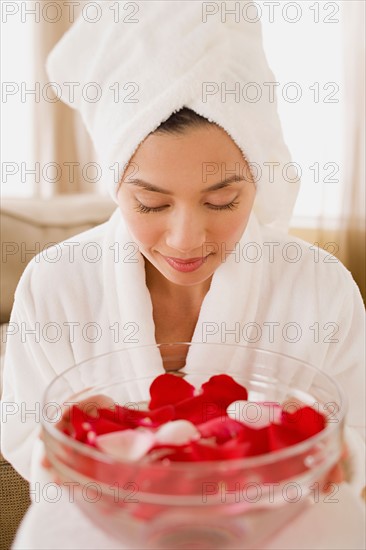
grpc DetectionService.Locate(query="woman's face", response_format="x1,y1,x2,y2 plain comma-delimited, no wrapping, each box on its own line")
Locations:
117,124,256,288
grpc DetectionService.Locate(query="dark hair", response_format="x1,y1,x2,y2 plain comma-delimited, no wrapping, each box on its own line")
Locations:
153,107,213,135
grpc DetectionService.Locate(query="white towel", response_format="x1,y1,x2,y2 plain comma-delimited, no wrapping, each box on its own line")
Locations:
46,0,299,232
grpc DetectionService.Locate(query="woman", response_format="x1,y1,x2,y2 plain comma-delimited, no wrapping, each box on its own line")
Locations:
1,1,365,545
2,104,364,485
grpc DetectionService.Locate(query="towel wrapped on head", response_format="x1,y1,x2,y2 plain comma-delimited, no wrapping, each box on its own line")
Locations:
46,0,300,232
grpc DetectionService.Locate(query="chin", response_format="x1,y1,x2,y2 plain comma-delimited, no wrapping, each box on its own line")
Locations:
164,268,215,287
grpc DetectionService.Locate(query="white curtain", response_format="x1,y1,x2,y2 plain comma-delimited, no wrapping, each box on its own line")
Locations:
338,0,365,301
32,1,99,197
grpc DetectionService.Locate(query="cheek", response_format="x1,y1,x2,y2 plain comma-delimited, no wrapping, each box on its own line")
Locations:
215,222,246,247
120,209,163,249
228,192,256,240
211,206,253,244
134,225,159,249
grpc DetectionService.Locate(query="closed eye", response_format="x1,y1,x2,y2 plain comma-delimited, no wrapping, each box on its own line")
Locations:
205,200,240,211
134,200,240,214
134,202,167,213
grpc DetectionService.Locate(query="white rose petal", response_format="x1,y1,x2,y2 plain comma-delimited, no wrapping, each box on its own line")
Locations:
155,420,200,446
226,400,282,429
96,429,155,461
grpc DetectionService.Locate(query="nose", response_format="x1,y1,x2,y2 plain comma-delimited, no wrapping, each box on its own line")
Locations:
165,207,206,255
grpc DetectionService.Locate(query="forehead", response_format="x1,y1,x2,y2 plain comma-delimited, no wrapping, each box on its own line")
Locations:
123,125,246,186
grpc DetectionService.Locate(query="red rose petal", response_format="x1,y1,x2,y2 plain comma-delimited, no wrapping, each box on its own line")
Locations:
236,424,271,456
69,405,91,442
149,439,250,462
145,405,176,425
59,377,328,469
197,417,245,444
201,374,248,407
282,406,326,439
173,375,248,424
267,423,303,451
149,374,195,409
99,404,175,428
69,406,128,444
174,394,225,424
101,405,148,425
93,417,129,436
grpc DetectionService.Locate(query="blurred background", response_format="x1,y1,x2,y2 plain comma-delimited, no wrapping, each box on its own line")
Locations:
1,0,365,301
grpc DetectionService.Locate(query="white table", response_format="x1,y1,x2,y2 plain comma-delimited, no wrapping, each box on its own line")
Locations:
13,482,365,550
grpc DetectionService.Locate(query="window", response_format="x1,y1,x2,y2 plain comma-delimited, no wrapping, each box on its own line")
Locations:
1,13,36,197
258,0,343,226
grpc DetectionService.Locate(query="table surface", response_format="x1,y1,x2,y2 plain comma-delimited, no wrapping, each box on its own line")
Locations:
13,482,366,550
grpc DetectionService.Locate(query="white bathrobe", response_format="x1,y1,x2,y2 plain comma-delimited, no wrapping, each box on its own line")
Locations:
1,207,365,492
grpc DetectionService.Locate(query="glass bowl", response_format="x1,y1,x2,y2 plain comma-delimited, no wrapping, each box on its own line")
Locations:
41,343,346,550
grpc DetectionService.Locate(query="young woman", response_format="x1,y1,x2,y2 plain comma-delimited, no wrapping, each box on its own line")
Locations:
2,105,364,486
1,1,364,546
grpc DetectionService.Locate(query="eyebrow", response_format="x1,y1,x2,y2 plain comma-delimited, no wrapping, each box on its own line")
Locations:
125,174,244,195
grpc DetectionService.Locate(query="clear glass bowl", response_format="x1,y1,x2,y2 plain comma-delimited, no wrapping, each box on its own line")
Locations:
41,343,346,550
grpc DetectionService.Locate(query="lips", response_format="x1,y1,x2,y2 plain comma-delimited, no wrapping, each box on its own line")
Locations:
167,257,204,264
162,254,211,273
